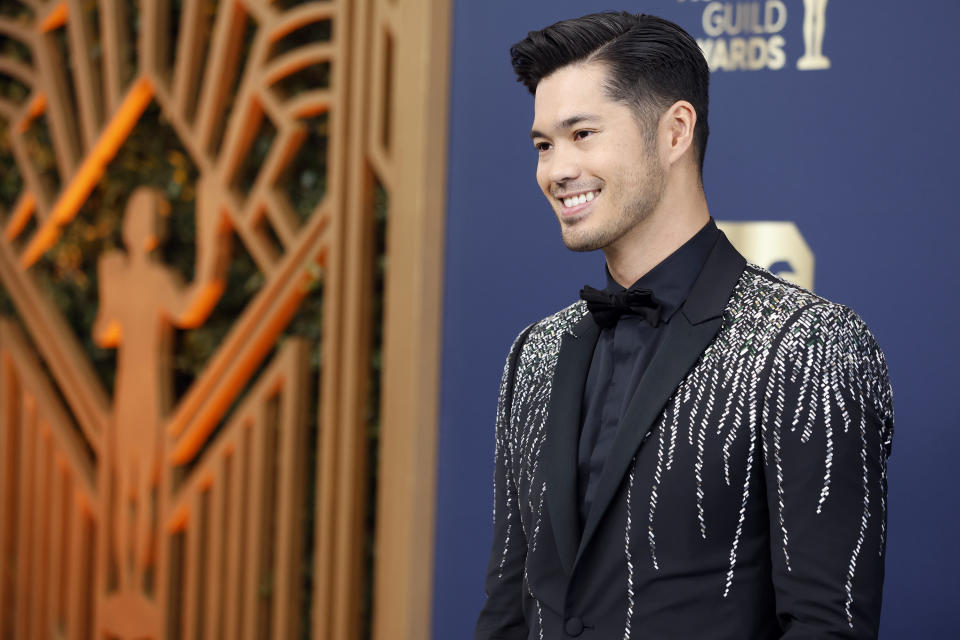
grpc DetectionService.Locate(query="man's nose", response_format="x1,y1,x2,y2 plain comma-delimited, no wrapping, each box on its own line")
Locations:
546,146,581,184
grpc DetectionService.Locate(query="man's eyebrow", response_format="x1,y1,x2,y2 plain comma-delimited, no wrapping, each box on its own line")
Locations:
530,113,600,140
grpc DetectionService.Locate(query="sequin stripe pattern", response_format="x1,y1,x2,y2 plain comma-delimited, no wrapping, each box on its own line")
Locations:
624,459,637,640
646,266,822,582
494,265,892,634
492,304,584,585
492,324,533,578
762,290,893,627
512,303,585,634
521,564,545,640
641,265,892,629
508,303,586,499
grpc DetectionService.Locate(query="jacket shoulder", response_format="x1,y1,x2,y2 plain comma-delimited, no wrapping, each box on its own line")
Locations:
728,264,877,341
729,264,893,435
502,300,587,357
732,263,825,316
732,264,882,347
497,300,585,395
527,300,588,340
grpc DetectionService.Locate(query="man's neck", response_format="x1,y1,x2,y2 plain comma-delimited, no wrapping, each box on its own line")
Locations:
603,190,711,288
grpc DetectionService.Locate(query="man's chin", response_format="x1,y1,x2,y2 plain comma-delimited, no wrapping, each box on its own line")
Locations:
560,228,604,253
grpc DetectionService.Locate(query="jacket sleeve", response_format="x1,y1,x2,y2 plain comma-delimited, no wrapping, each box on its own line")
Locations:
475,325,535,640
762,303,894,639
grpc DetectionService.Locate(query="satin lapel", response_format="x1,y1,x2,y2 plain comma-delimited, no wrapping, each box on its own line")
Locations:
543,311,599,576
575,233,747,563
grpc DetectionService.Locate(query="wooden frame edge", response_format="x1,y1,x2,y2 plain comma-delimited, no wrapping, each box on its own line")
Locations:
371,0,452,637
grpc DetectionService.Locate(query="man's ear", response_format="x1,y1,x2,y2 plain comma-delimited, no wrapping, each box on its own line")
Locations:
659,100,697,166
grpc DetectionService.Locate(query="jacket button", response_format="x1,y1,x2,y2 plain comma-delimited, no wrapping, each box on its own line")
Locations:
564,616,584,637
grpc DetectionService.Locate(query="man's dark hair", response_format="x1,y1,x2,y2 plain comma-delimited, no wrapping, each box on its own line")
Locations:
511,12,710,174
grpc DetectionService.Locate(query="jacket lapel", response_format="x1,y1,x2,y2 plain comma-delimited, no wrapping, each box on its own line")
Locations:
575,233,747,563
543,311,599,575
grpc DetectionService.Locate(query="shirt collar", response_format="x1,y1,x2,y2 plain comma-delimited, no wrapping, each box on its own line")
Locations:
603,218,720,323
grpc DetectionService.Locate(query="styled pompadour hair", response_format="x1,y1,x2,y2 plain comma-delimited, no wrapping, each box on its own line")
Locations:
510,12,710,173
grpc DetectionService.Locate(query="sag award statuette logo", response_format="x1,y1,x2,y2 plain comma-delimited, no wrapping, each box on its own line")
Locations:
682,0,832,72
716,221,815,290
797,0,830,70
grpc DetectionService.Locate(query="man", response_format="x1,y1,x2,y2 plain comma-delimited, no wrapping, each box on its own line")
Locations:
476,12,893,640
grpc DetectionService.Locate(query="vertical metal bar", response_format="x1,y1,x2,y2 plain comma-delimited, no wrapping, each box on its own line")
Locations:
0,351,17,638
271,343,308,640
97,0,130,113
14,397,35,639
241,405,268,640
203,463,226,640
193,0,246,152
65,485,89,640
32,33,80,181
313,0,351,633
45,455,66,635
29,426,51,637
181,500,198,640
65,0,104,150
140,0,161,78
222,428,249,640
171,0,205,117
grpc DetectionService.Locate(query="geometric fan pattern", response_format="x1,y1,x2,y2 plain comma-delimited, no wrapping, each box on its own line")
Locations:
0,0,445,635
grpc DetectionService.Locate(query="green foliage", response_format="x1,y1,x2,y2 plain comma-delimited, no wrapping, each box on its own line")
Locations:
0,3,33,23
0,119,22,202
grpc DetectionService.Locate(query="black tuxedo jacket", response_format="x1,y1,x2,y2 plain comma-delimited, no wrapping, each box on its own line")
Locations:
476,235,894,640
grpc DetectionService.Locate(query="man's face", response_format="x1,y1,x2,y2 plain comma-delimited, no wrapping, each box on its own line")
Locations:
531,62,665,252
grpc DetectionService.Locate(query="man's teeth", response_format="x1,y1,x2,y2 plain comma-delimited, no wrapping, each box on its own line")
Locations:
562,191,598,208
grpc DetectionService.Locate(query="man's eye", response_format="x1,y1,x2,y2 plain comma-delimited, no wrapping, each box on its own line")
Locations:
534,141,551,152
574,130,593,140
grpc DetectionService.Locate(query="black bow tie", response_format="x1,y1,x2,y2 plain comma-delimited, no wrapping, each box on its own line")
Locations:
579,285,662,328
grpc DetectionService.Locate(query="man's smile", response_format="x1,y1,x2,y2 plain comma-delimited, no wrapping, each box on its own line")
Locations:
559,188,601,208
555,188,601,219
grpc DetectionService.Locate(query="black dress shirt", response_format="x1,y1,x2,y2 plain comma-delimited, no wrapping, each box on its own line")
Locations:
577,219,720,528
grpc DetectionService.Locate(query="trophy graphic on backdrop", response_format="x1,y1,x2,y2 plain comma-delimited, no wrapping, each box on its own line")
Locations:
716,221,815,291
797,0,831,70
93,183,228,618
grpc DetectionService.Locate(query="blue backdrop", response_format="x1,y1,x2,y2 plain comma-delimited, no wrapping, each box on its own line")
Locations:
434,2,960,637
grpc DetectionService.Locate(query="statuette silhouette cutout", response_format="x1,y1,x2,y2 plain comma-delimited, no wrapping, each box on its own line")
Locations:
797,0,831,70
93,182,229,601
